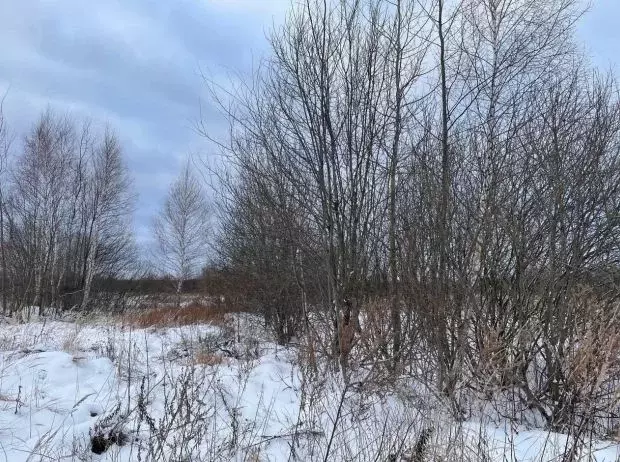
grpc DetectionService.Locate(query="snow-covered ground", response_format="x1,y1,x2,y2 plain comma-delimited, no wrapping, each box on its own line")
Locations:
0,315,618,461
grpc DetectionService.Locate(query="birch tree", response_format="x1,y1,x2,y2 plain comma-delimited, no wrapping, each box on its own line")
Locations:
153,161,210,305
1,110,134,313
80,129,133,310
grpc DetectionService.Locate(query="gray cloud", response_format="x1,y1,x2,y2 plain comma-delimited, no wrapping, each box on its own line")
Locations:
0,0,287,247
577,1,620,70
0,0,616,250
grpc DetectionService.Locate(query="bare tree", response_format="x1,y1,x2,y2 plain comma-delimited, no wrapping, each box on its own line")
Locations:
0,109,135,314
0,94,12,313
9,110,76,311
208,0,620,437
153,161,210,305
374,0,431,364
80,128,134,310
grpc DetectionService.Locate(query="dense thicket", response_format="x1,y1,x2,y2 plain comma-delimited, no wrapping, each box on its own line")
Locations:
212,0,620,435
0,109,135,314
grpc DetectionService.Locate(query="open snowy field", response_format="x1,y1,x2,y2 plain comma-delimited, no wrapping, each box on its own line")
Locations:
0,312,618,461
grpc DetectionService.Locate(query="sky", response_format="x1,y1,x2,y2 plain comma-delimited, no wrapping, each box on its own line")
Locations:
0,0,617,249
0,0,289,249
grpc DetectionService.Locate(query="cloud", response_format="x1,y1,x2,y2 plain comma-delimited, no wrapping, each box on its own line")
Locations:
577,1,620,71
0,0,287,249
0,0,615,251
205,0,290,15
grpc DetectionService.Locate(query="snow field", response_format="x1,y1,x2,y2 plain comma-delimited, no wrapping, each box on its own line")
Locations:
0,315,617,461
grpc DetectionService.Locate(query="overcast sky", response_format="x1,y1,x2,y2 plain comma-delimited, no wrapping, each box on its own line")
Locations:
0,0,617,249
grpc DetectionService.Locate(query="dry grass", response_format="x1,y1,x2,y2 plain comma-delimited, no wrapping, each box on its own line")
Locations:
0,393,16,403
62,329,81,353
193,351,226,366
122,302,236,328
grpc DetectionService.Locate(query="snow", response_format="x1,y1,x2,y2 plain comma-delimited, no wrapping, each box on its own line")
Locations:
0,317,617,461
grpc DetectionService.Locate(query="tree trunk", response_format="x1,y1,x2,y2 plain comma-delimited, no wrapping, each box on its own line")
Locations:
80,222,98,311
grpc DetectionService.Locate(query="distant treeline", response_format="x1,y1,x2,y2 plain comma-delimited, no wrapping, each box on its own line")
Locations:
93,277,205,295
